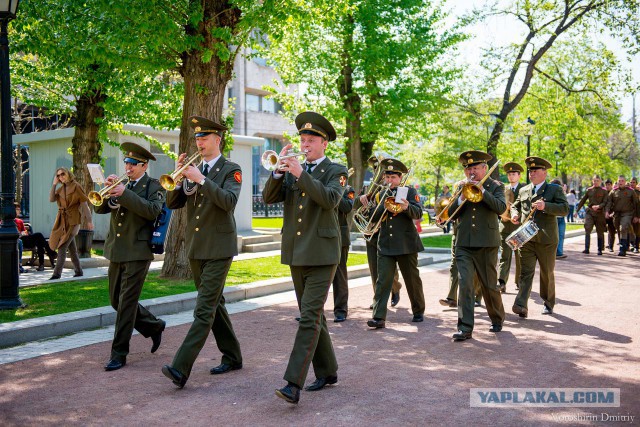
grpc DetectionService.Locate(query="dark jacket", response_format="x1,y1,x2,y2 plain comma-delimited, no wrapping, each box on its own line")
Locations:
511,181,568,245
376,186,424,256
338,185,355,247
576,186,608,216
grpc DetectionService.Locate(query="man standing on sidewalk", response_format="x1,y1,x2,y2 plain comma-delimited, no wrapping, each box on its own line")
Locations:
161,116,243,388
498,162,524,292
332,183,355,322
95,142,166,371
576,175,608,255
263,111,347,404
605,175,638,257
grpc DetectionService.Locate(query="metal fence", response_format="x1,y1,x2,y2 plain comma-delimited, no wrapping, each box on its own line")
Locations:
252,195,284,217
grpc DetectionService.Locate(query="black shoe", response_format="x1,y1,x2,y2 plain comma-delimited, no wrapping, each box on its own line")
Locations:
439,298,457,308
512,304,528,318
73,272,83,277
162,365,187,388
150,321,166,353
411,314,424,323
104,359,126,371
209,363,242,375
390,292,400,307
597,250,603,255
617,251,626,257
334,315,346,323
19,266,25,274
608,246,614,252
452,330,472,341
498,280,506,293
305,375,338,391
489,324,502,333
367,318,386,329
37,265,45,271
275,383,300,404
542,304,553,315
582,249,589,254
49,274,61,280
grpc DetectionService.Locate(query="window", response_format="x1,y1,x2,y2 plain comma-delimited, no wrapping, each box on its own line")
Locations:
245,93,282,114
246,94,260,112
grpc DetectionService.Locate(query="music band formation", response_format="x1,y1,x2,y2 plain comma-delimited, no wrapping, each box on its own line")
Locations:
83,111,639,405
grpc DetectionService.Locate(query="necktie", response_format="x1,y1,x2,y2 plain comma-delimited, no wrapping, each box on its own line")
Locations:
127,181,135,190
202,163,209,176
305,162,316,173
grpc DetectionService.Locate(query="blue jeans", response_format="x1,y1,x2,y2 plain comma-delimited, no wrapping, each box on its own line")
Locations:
556,216,566,256
567,206,574,222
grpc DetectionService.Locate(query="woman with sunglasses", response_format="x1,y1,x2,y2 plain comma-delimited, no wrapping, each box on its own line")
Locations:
49,167,93,280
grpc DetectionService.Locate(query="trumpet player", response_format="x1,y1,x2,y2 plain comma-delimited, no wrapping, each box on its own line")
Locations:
365,158,425,329
511,157,568,318
94,142,166,371
161,116,244,389
498,162,524,293
263,111,347,404
447,150,506,341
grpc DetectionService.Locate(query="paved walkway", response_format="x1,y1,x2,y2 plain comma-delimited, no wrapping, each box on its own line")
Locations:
2,234,638,425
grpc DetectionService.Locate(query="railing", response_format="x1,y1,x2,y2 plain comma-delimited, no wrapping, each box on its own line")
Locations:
252,195,283,217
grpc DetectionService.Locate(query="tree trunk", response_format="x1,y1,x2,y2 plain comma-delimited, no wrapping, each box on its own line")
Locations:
161,1,239,279
72,91,105,227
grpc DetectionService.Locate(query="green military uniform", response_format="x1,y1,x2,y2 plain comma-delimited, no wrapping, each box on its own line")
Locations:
441,222,482,307
498,162,524,291
630,182,640,252
447,151,506,336
370,159,425,324
576,184,609,254
165,116,243,383
94,142,166,368
262,111,347,390
332,185,355,320
605,183,638,256
511,157,568,315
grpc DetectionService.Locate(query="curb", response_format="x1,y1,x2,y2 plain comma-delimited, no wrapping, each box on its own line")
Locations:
0,256,435,348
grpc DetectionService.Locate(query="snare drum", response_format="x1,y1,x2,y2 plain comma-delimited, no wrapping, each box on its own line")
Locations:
506,221,539,251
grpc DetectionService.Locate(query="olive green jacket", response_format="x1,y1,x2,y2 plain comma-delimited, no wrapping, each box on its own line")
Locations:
166,156,241,260
95,174,165,262
576,186,609,216
263,158,348,266
338,185,355,247
375,186,424,256
511,181,568,245
605,187,638,217
447,178,506,248
499,182,524,236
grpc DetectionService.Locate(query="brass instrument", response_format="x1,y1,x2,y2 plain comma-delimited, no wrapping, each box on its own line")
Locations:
88,173,130,206
261,149,307,171
441,161,501,226
500,186,515,222
353,153,388,234
159,151,202,191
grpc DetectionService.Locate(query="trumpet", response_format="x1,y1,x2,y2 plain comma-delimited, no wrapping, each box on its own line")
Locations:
88,173,130,206
261,149,307,171
159,151,202,191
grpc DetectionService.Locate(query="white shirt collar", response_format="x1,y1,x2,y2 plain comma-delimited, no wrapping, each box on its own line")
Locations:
201,154,222,172
306,156,326,171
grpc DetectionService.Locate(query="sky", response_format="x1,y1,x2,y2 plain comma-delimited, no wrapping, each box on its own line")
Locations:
446,0,640,124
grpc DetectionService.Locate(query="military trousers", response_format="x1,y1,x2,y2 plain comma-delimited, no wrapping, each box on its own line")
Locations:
171,257,242,378
499,227,521,287
606,217,616,248
446,244,482,303
109,259,164,362
515,241,556,310
332,245,350,317
614,213,634,240
285,264,338,388
372,253,425,320
455,246,504,333
366,235,401,295
584,211,606,238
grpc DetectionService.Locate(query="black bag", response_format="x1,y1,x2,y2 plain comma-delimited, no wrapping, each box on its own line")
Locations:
150,204,172,254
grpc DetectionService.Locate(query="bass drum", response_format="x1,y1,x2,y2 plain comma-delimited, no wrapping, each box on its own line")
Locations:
506,221,539,251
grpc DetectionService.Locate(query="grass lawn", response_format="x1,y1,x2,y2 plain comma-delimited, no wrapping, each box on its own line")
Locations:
1,253,369,324
252,217,283,229
421,234,453,248
566,223,583,231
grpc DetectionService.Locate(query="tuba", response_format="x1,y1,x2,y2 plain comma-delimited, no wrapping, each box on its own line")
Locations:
352,154,389,235
88,173,130,206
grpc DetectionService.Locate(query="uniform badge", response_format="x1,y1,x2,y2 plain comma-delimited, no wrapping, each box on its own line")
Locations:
191,118,198,123
234,171,242,183
195,126,201,132
339,175,346,187
415,194,420,202
304,123,312,129
347,191,355,200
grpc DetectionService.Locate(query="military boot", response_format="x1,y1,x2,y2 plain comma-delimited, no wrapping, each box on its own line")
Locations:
582,235,590,254
618,239,627,257
597,237,604,256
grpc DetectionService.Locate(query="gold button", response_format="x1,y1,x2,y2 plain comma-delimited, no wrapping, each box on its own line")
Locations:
120,213,124,216
198,204,202,207
302,192,306,196
118,223,122,226
473,208,476,211
296,231,301,236
390,233,393,237
200,193,204,196
472,216,475,219
195,227,199,232
472,224,476,227
299,205,303,209
117,233,121,237
196,216,200,219
390,225,393,228
298,218,302,222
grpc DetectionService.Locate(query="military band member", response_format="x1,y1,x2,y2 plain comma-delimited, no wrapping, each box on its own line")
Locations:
629,177,640,253
365,159,426,329
96,142,166,371
360,155,403,308
511,157,568,318
604,179,616,252
332,183,355,322
605,175,638,257
446,150,506,341
498,162,524,292
162,116,243,388
263,111,347,404
576,175,608,255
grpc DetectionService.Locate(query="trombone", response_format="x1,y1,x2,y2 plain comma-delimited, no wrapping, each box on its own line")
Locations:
88,173,130,206
261,149,307,171
436,161,501,225
159,151,202,191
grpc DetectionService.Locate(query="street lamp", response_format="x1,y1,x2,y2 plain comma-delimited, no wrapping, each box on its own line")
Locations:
526,117,535,183
554,150,560,174
0,0,23,310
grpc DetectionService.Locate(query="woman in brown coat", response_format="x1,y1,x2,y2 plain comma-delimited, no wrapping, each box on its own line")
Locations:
49,167,93,280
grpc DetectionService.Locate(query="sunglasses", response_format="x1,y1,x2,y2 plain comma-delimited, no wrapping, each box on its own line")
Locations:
56,173,66,177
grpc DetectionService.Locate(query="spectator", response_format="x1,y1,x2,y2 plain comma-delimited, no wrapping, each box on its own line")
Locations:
14,203,58,271
566,189,577,222
439,185,453,234
552,179,567,259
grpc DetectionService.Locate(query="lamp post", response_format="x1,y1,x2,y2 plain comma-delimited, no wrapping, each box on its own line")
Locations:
526,117,535,184
0,0,23,310
554,150,560,174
